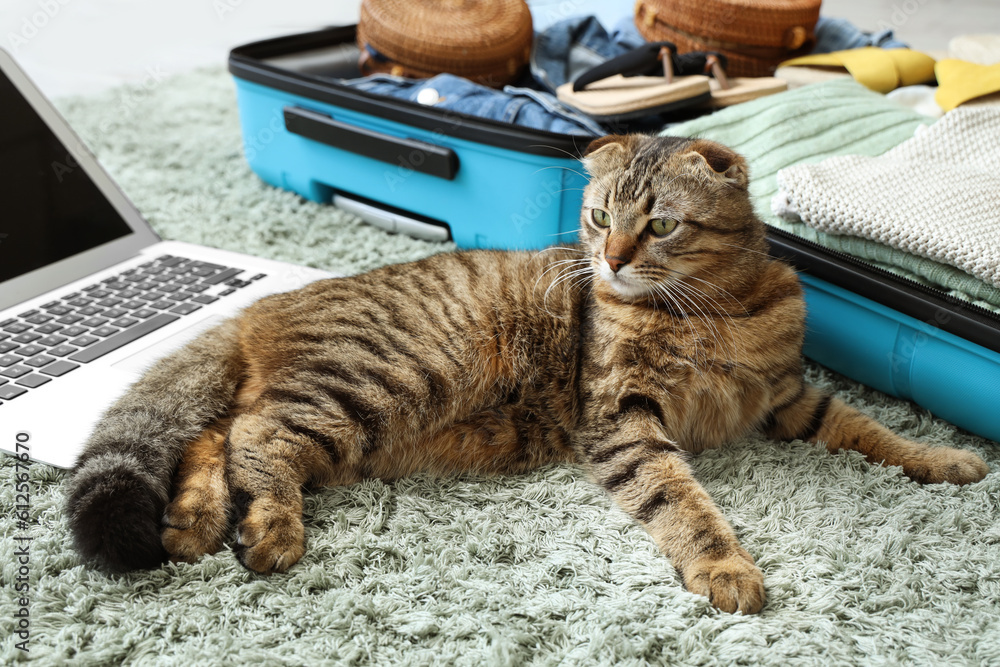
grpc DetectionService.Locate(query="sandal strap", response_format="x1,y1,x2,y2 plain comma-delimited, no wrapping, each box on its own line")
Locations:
572,41,678,91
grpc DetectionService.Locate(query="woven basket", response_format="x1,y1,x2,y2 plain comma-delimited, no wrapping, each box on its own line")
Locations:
357,0,533,88
635,0,821,77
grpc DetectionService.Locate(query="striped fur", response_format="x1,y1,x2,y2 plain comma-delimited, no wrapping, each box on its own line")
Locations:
66,135,988,614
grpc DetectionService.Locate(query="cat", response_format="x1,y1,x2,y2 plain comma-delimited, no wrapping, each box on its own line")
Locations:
66,135,989,614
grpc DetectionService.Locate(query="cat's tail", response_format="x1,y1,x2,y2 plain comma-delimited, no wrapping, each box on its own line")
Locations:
65,318,245,572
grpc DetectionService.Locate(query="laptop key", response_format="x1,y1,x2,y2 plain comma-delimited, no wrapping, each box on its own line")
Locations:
118,289,142,299
0,354,21,367
88,289,111,298
133,309,157,319
41,360,80,377
92,326,120,338
187,284,210,293
36,335,68,347
0,385,28,401
18,309,39,318
169,303,202,316
60,292,81,300
56,314,85,325
97,298,123,307
24,313,52,325
2,322,31,334
61,326,87,337
69,336,100,347
82,284,101,292
0,342,17,354
14,345,46,357
111,318,139,328
80,317,109,328
24,355,56,368
47,345,78,357
1,365,33,379
17,374,51,388
34,323,65,335
70,313,181,364
191,294,219,305
46,305,73,316
102,308,128,319
78,307,103,317
12,332,42,344
120,300,145,310
150,300,175,310
203,268,242,285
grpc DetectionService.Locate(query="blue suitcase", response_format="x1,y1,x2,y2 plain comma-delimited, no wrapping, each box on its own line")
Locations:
229,28,1000,444
229,26,591,250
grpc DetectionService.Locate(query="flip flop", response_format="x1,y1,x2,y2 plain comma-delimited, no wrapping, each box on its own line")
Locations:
934,59,1000,111
685,53,788,108
556,41,711,122
776,47,936,94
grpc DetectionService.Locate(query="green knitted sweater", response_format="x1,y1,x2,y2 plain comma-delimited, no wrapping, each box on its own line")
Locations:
668,79,1000,312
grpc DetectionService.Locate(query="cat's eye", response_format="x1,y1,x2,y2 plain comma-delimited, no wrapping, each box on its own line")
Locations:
648,218,678,236
591,209,611,228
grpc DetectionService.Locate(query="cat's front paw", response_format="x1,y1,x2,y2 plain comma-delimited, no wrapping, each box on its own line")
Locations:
903,446,990,485
684,549,765,614
161,491,227,563
234,496,305,574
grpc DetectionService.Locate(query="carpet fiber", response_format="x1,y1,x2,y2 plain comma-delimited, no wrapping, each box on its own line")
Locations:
1,68,998,666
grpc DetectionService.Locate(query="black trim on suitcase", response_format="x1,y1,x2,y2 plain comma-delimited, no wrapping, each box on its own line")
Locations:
229,26,595,159
767,227,1000,356
284,107,459,180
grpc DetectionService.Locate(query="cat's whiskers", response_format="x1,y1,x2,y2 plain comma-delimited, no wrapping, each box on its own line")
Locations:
669,279,743,367
660,267,750,317
648,280,707,366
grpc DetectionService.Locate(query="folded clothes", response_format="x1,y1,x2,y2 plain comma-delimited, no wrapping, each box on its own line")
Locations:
774,106,1000,289
812,17,908,53
664,79,1000,312
340,73,604,135
530,15,646,93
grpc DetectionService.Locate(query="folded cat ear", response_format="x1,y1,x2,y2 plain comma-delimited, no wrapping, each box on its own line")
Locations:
682,139,748,189
582,135,629,173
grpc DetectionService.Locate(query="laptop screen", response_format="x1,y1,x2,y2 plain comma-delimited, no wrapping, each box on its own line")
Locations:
0,69,133,284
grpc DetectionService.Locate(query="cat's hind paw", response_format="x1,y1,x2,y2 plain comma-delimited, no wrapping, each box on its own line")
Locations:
234,495,305,574
161,492,228,563
684,550,766,614
903,446,990,485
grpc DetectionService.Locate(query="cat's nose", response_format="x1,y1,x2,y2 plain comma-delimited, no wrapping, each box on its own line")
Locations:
605,255,630,273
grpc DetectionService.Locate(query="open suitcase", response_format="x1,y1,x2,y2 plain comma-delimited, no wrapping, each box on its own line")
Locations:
228,27,1000,443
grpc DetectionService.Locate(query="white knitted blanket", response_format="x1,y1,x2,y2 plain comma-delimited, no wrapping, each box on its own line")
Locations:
772,106,1000,289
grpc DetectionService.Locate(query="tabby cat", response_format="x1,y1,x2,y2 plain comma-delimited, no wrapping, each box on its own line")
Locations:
66,135,989,614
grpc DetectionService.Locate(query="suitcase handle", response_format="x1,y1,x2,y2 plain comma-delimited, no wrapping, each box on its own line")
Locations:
283,106,459,180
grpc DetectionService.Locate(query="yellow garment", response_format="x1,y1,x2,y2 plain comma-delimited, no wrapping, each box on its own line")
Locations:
935,59,1000,111
779,47,936,94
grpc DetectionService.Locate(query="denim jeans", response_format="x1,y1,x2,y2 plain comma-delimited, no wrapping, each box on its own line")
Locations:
530,15,646,93
341,73,605,136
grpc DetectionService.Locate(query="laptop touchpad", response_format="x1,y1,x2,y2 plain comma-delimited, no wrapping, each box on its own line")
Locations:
111,315,225,376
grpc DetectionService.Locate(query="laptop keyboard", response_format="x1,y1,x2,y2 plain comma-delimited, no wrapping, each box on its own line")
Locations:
0,254,266,406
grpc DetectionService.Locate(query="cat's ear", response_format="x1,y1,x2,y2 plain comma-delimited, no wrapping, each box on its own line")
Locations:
582,135,628,174
682,139,748,189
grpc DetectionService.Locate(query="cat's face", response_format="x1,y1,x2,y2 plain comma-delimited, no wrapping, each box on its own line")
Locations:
578,135,760,302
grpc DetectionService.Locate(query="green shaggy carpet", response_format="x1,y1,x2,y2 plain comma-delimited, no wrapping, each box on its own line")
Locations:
1,68,998,666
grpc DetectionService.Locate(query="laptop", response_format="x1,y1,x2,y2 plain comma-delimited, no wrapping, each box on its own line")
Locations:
0,49,335,468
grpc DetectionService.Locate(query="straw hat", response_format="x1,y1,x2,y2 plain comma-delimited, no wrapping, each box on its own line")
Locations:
358,0,533,88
